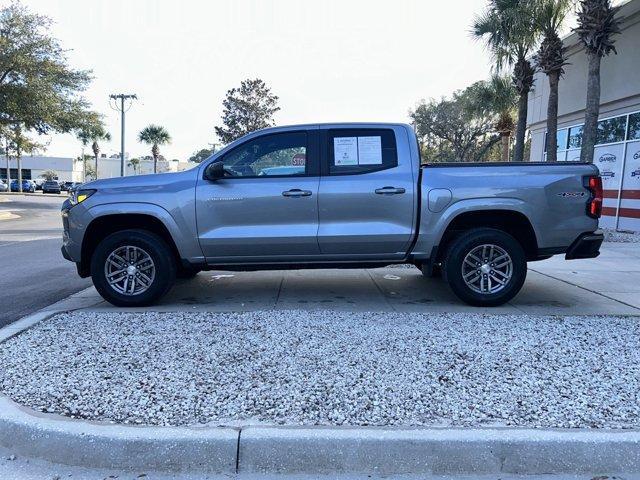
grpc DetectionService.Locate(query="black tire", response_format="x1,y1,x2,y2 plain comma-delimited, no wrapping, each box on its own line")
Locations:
90,229,176,307
443,228,526,307
176,266,201,279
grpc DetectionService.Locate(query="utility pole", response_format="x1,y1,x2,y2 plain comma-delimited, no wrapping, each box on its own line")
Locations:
109,94,137,177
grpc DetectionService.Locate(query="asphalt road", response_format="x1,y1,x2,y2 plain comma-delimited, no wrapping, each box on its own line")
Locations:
0,194,90,327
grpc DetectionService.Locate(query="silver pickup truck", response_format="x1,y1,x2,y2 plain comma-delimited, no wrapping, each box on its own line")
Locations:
61,123,604,307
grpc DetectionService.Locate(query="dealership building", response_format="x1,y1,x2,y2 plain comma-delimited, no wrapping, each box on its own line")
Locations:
527,0,640,232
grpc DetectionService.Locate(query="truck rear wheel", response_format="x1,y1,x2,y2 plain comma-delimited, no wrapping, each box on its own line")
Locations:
443,228,526,307
90,229,176,307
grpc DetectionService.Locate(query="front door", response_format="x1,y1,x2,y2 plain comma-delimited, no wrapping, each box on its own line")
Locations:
196,130,320,260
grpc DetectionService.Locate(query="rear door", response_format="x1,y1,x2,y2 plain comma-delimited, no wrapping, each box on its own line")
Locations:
317,126,416,256
196,129,321,259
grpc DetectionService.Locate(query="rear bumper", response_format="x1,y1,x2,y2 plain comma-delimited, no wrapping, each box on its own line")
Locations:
565,231,604,260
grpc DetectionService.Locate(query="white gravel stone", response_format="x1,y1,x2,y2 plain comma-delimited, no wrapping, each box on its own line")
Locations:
0,310,638,428
602,228,640,243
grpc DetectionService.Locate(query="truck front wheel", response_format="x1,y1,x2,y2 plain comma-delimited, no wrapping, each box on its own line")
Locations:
90,229,176,307
443,228,526,307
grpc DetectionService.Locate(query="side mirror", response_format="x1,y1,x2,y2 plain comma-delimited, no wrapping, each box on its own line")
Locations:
204,161,225,181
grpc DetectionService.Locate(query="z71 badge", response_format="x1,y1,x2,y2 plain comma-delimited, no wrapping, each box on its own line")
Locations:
557,191,586,198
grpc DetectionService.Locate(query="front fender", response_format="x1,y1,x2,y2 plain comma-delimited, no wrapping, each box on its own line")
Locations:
81,202,204,262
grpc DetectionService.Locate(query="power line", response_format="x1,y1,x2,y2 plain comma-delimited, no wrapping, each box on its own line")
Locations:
109,94,137,177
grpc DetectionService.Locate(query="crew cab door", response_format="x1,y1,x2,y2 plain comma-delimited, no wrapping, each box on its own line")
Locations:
195,129,320,259
318,127,416,256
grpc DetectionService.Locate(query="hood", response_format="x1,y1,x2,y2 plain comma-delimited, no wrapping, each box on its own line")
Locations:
82,169,198,190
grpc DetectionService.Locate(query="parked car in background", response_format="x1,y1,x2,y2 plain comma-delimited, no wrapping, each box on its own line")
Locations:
0,180,7,193
42,180,62,194
10,179,35,193
68,182,83,193
34,178,45,190
59,181,69,192
62,123,604,308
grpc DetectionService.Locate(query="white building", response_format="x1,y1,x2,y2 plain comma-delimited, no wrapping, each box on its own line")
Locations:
1,154,198,184
527,0,640,232
1,155,83,183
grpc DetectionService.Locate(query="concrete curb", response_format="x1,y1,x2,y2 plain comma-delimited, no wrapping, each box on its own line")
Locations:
239,426,640,475
0,397,639,475
0,396,238,473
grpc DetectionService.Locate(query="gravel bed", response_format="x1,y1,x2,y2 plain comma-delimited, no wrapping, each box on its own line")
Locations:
602,228,640,243
1,310,639,428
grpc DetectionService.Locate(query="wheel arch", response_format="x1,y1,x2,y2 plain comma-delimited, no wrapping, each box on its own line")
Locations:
80,212,183,277
435,208,539,263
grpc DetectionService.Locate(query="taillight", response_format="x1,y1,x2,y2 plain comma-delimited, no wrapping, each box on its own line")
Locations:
586,175,603,219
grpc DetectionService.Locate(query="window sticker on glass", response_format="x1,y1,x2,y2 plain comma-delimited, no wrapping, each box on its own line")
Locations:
357,136,382,165
334,137,358,165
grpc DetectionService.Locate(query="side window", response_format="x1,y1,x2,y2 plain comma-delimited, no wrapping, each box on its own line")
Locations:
327,129,397,175
221,132,307,177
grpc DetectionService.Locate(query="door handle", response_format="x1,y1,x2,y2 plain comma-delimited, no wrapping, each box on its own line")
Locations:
282,189,312,197
375,186,406,195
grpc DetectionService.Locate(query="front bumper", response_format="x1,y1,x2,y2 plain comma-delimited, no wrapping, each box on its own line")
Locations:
565,231,604,260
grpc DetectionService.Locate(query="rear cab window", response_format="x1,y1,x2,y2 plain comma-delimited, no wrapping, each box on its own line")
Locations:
325,128,397,175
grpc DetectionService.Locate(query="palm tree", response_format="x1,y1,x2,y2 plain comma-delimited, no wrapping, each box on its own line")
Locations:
91,130,111,179
473,0,539,162
77,125,110,181
574,0,621,163
128,157,141,175
138,125,171,174
470,75,518,161
533,0,572,162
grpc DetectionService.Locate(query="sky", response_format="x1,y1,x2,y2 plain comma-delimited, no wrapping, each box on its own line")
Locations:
9,0,496,161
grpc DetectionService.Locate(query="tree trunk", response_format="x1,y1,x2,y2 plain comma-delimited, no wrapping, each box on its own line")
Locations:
546,71,560,162
514,92,528,162
580,51,601,163
153,155,157,174
17,154,22,193
95,154,99,180
501,133,510,161
4,137,9,187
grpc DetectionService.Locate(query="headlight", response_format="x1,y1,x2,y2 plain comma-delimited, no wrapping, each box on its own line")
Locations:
70,189,96,206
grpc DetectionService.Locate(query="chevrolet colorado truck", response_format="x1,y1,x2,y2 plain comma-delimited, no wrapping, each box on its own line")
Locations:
61,123,604,307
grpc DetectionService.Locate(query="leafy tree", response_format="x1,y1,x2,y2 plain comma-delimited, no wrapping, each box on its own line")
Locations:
473,0,539,161
138,124,171,173
467,75,518,161
214,78,280,144
533,0,572,162
0,3,94,133
574,0,621,163
41,169,58,180
409,85,500,163
188,147,215,163
0,2,97,190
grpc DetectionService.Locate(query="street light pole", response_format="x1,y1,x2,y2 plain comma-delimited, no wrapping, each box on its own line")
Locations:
109,93,137,177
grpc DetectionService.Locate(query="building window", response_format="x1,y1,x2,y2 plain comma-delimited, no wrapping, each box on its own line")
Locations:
544,128,569,152
568,125,583,148
628,112,640,141
596,115,626,145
